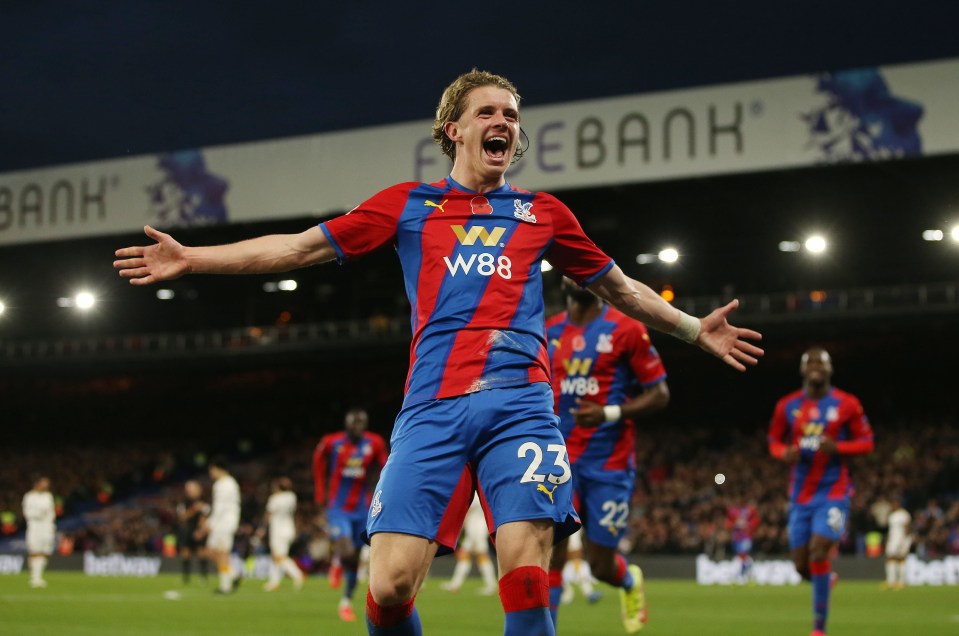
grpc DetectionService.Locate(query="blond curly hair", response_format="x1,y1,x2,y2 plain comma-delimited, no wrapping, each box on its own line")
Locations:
432,69,521,162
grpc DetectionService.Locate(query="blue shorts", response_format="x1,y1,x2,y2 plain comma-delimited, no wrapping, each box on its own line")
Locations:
570,467,634,549
787,500,849,549
732,537,753,556
327,509,366,550
366,383,580,554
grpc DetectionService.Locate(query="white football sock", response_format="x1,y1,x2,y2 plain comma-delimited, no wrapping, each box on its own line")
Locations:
477,556,496,589
448,558,471,588
281,558,303,581
30,556,47,582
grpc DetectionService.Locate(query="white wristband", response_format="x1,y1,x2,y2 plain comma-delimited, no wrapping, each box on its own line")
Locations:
603,404,622,423
670,311,701,344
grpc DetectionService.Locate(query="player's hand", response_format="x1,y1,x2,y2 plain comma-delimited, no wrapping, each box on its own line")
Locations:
818,437,838,454
113,225,190,285
570,398,605,427
695,300,764,372
781,446,800,463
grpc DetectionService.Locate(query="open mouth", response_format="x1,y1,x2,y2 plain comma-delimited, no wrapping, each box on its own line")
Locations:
483,136,509,160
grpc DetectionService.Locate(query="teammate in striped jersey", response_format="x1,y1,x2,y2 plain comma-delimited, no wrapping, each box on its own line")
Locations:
314,408,388,621
768,347,874,636
546,278,670,633
114,69,763,636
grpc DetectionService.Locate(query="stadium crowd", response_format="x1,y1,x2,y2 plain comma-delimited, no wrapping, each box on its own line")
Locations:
3,413,957,562
626,420,959,559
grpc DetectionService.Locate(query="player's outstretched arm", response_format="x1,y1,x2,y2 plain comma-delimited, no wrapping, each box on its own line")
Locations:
113,225,336,285
589,265,763,371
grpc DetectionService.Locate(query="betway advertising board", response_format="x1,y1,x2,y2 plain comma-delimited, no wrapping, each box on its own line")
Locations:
1,57,956,246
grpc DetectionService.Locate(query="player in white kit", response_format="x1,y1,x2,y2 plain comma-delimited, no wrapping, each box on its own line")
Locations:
22,476,56,588
441,493,497,595
263,476,306,591
207,457,242,594
883,499,912,590
560,528,602,605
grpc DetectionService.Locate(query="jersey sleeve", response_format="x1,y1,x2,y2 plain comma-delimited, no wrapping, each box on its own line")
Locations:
748,506,760,533
21,494,34,520
623,322,666,387
768,398,791,459
543,194,614,285
835,394,875,455
724,507,736,530
318,183,416,263
312,437,330,505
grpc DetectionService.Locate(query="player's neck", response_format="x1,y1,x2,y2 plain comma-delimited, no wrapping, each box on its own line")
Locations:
803,382,831,399
449,166,506,194
567,299,603,325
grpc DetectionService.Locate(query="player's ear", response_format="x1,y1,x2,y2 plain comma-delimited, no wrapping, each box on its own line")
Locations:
444,120,462,143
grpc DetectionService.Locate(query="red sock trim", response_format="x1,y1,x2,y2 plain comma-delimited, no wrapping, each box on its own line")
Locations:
499,566,549,613
548,569,564,588
810,560,831,577
614,553,628,584
366,589,415,627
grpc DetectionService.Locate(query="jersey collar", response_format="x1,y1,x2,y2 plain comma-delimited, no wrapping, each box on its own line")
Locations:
445,175,513,196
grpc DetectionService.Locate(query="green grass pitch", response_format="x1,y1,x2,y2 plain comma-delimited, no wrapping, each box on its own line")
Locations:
1,572,957,635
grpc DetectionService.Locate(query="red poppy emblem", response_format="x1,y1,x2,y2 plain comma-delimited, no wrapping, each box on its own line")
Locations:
470,196,493,214
572,335,587,352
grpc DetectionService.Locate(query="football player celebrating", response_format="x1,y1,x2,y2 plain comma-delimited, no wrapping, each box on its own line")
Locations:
115,69,762,636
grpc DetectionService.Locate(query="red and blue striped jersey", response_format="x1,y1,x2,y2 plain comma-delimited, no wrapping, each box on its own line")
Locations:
768,387,874,506
312,431,388,513
320,177,613,407
546,305,667,474
725,504,760,542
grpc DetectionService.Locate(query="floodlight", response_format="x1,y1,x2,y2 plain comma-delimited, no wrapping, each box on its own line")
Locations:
75,291,95,310
922,230,944,241
804,235,827,254
277,279,298,291
156,289,175,300
0,300,5,315
658,248,679,264
778,241,801,252
951,226,959,242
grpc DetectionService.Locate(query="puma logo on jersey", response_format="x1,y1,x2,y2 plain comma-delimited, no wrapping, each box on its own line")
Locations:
424,199,448,213
452,225,506,247
537,483,558,504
